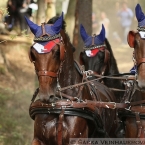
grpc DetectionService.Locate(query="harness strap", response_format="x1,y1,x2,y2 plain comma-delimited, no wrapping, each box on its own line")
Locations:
137,58,145,67
131,100,145,106
56,92,78,101
131,106,145,113
31,88,39,103
41,23,46,36
55,100,145,111
60,43,65,61
91,34,96,46
57,109,64,145
36,71,57,77
30,100,128,111
135,112,145,138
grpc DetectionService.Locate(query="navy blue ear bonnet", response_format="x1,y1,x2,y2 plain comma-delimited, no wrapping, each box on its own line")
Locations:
135,4,145,28
25,12,63,37
80,24,106,47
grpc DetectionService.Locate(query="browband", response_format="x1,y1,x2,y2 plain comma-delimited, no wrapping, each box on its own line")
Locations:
137,26,145,32
34,33,61,42
83,44,106,51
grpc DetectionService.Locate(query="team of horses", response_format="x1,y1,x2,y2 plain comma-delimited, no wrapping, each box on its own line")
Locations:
25,3,145,145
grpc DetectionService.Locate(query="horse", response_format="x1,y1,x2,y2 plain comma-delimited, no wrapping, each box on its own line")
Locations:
25,13,118,144
79,24,140,138
79,13,145,137
122,3,145,138
79,24,125,104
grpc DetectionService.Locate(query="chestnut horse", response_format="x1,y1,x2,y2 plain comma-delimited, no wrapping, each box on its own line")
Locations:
124,4,145,138
25,14,117,144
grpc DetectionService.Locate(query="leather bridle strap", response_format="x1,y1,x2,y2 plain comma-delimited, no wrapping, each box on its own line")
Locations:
137,58,145,67
57,109,64,145
41,23,46,35
91,34,96,46
36,71,57,77
59,42,65,61
135,112,145,138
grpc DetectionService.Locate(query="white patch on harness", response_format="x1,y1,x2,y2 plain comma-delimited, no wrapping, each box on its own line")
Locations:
85,50,93,57
33,43,47,54
139,31,145,39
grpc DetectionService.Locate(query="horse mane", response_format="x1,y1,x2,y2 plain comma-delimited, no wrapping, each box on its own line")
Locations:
47,15,66,31
105,38,120,75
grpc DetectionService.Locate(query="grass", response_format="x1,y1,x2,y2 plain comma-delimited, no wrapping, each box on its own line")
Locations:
0,88,33,145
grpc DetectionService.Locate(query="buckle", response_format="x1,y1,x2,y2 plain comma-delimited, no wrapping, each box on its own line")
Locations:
125,101,131,111
83,70,93,78
106,102,116,109
110,102,116,109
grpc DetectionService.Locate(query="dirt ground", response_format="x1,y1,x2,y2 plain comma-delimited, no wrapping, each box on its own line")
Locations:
0,36,35,91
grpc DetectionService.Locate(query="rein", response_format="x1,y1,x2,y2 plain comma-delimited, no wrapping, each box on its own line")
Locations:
57,73,135,92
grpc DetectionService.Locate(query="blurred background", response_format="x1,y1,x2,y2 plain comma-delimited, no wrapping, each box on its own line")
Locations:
0,0,144,144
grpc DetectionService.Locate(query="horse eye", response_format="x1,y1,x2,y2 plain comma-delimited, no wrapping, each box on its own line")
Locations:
52,48,60,57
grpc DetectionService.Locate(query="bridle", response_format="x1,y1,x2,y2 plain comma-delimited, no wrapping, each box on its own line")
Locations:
29,23,66,87
80,34,110,76
131,29,145,75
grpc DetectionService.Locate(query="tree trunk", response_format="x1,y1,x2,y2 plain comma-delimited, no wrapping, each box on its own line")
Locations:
45,0,56,22
65,0,76,42
73,0,92,60
36,0,46,25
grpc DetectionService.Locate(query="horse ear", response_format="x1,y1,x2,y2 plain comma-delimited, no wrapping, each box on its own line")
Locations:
25,16,39,35
127,31,136,48
98,24,105,42
135,4,145,22
51,12,63,34
80,24,89,42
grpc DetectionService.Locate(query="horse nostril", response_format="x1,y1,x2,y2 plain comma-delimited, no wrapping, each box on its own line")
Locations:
49,95,59,103
49,95,55,99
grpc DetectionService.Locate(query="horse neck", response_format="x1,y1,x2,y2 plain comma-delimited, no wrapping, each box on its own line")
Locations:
59,40,82,91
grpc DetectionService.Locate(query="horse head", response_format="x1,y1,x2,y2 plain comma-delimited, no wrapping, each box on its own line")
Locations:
26,13,72,102
80,24,110,75
128,4,145,90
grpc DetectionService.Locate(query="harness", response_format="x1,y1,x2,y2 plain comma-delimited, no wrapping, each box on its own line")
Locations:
131,28,145,71
118,81,145,138
29,28,113,143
